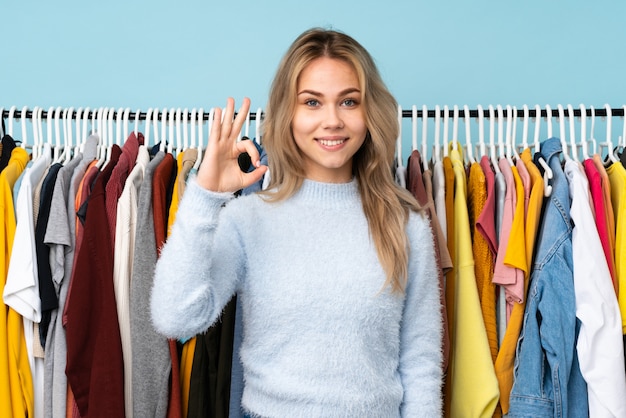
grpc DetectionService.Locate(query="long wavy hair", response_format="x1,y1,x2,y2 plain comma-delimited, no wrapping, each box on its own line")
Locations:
261,28,423,293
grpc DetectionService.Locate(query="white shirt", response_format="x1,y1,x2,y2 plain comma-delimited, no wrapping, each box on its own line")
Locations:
565,159,626,417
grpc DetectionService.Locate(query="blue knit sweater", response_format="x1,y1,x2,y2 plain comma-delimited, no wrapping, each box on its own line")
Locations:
151,177,443,417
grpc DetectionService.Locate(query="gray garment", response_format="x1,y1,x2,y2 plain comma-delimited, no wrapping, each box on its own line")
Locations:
43,135,98,418
130,151,170,418
494,168,507,348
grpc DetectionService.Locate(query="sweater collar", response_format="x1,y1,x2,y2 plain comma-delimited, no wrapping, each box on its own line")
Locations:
293,178,360,207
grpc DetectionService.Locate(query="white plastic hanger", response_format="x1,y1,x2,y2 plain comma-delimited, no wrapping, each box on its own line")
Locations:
604,104,618,163
452,105,459,152
579,104,589,160
183,108,190,151
567,104,578,161
80,107,90,153
0,107,4,138
167,108,175,155
195,108,205,170
96,107,106,167
19,105,29,150
396,104,403,168
545,104,553,139
159,108,168,153
464,105,476,164
115,107,124,146
74,108,83,156
488,105,501,173
133,109,140,137
7,105,17,138
411,105,418,152
511,106,521,161
504,105,515,165
621,105,626,150
144,108,153,146
152,108,161,151
53,106,63,162
557,104,571,162
522,105,530,150
433,105,441,163
190,108,197,153
255,107,263,144
122,108,130,141
30,106,40,159
477,104,487,158
175,108,183,155
420,104,429,169
496,104,506,162
532,105,553,196
442,105,449,158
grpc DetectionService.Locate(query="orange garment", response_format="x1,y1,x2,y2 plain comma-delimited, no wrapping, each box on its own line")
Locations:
494,148,545,414
442,155,456,417
467,161,498,363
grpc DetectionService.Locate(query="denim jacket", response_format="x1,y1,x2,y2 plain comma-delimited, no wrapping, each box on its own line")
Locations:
507,138,588,417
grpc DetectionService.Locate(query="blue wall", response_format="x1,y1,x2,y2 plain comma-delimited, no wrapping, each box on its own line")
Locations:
2,0,625,156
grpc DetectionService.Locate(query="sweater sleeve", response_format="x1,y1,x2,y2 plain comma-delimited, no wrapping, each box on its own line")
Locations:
150,177,243,339
399,211,444,417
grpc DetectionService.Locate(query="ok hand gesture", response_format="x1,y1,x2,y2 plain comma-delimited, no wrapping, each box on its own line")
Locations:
196,97,268,193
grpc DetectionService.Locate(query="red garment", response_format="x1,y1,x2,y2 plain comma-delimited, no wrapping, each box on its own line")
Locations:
105,132,143,246
583,159,617,294
65,145,124,418
152,153,182,418
477,156,498,258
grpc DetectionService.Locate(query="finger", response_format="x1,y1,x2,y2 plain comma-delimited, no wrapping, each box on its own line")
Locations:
209,107,223,145
235,136,262,166
231,98,251,139
221,97,236,134
240,164,268,189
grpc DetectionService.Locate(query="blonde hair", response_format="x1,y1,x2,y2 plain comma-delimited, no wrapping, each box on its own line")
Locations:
261,28,423,293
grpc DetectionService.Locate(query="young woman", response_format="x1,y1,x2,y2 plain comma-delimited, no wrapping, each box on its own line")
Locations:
151,28,443,417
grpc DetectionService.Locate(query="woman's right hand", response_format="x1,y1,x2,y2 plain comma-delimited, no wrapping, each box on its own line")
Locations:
196,97,268,193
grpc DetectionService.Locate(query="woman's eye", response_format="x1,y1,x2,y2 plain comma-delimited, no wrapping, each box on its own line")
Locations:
342,98,357,106
305,99,319,107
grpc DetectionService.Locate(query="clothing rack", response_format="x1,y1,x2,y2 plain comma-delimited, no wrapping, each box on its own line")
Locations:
2,105,626,121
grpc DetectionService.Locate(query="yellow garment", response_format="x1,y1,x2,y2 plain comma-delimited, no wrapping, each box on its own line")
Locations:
606,161,626,332
448,148,499,417
166,151,196,416
494,148,545,414
0,147,32,418
467,162,498,363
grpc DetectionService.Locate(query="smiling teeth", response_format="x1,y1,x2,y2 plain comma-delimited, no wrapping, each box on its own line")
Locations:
319,139,345,146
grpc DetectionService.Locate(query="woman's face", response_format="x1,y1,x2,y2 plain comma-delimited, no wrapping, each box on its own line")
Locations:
291,57,367,183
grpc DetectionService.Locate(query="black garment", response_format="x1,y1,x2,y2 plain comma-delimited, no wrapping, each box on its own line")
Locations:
187,296,236,418
0,134,17,172
34,162,63,347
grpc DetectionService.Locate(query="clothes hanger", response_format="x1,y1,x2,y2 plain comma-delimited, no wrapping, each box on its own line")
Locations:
144,108,153,146
175,108,183,156
557,104,571,162
95,107,105,167
190,108,197,153
62,107,73,164
79,107,90,153
532,104,552,196
255,107,263,145
603,104,618,163
183,108,190,151
167,108,175,155
477,104,486,158
464,105,476,164
421,104,429,169
511,106,521,162
133,109,140,137
195,107,206,169
434,105,441,163
53,106,63,163
115,107,123,146
579,104,589,160
396,104,403,169
7,105,17,139
442,105,449,158
152,108,161,151
121,108,130,142
0,107,4,138
30,106,40,159
158,108,167,153
452,104,459,152
566,104,579,161
545,104,554,139
522,105,530,151
496,104,507,163
73,108,82,156
411,105,418,152
488,105,501,174
19,105,29,150
503,104,514,165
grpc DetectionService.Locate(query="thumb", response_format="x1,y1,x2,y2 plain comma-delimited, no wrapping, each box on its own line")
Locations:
240,165,268,189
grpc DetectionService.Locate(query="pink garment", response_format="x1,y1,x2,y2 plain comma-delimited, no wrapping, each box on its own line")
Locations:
492,159,525,321
516,158,531,216
477,156,498,257
584,158,617,293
